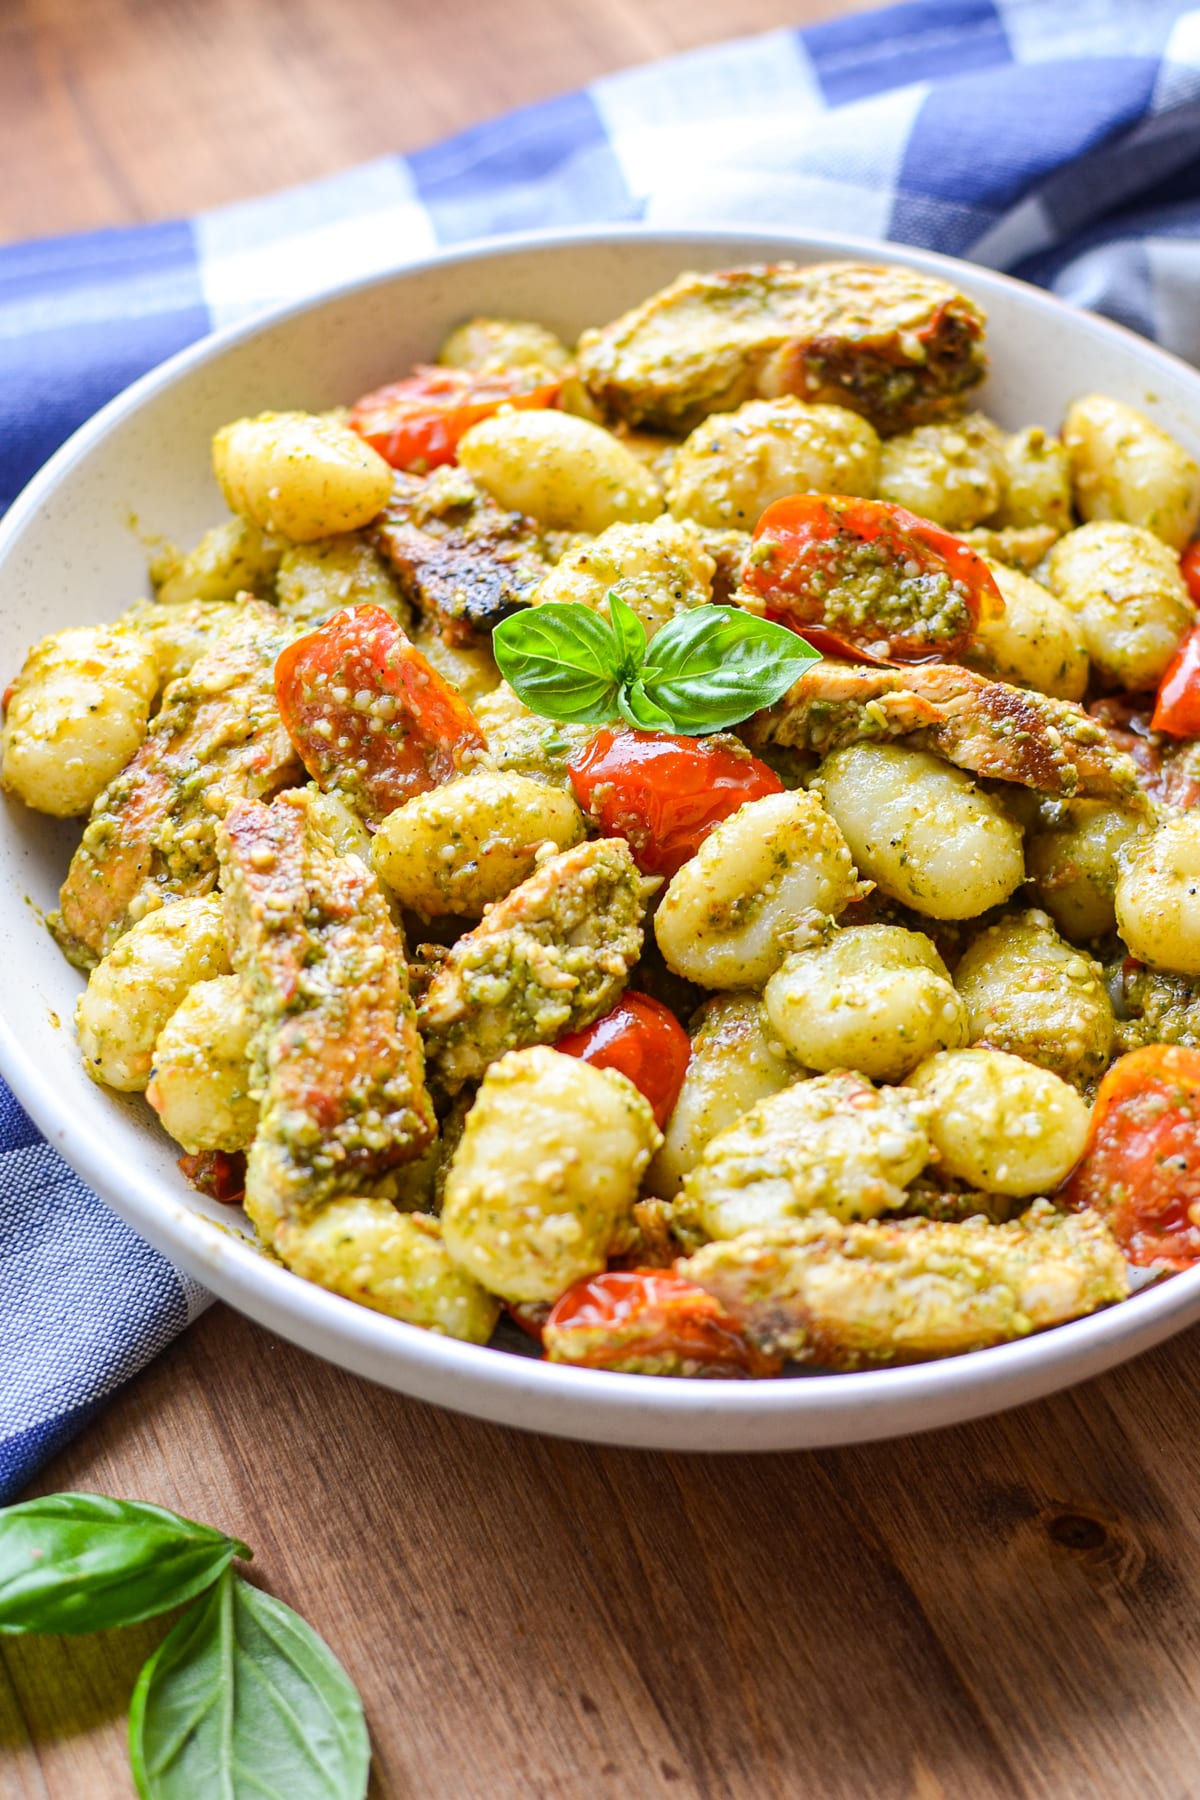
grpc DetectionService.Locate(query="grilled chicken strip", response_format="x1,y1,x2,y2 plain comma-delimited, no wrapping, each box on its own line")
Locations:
220,788,435,1246
680,1202,1127,1368
744,658,1142,801
54,602,300,967
374,465,548,644
578,262,987,435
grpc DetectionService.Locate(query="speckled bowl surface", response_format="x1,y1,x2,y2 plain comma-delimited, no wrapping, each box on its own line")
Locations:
2,226,1198,1451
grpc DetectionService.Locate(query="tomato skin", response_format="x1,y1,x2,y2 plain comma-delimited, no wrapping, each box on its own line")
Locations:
743,493,1002,662
543,1269,781,1377
555,992,691,1130
1180,542,1200,605
178,1150,246,1205
1151,627,1200,738
349,365,561,471
1059,1045,1200,1269
567,728,783,878
274,605,485,822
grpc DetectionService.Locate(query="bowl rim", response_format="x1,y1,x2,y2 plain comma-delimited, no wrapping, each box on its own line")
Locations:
4,219,1199,1440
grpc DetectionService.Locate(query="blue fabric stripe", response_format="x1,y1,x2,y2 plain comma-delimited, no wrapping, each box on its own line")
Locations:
409,90,636,240
803,0,1011,105
0,218,208,511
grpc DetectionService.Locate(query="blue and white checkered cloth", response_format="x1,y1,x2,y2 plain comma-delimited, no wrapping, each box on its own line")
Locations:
5,0,1200,1497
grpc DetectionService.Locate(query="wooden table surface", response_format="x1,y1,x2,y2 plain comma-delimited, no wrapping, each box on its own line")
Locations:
4,2,1199,1796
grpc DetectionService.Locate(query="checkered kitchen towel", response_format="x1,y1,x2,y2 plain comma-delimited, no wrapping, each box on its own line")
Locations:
5,0,1200,1497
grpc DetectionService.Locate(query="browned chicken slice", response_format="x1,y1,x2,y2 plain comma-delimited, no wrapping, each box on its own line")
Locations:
220,789,435,1246
419,838,652,1093
680,1202,1127,1368
373,465,548,644
577,262,987,435
744,658,1141,801
54,602,301,968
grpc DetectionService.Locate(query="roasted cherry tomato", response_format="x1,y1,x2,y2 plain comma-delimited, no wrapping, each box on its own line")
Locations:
178,1150,246,1205
567,727,783,878
349,365,561,471
555,992,690,1130
742,493,1003,663
543,1269,781,1377
1152,626,1200,738
275,605,485,823
1060,1044,1200,1268
1180,541,1200,605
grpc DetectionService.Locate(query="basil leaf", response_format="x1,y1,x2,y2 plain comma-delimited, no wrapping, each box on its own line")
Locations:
638,607,820,734
0,1495,251,1636
617,679,674,731
492,603,621,724
129,1568,369,1800
607,591,646,676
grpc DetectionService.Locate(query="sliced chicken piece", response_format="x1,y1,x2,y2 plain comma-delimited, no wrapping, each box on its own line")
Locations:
744,658,1141,801
578,261,987,435
54,602,301,968
220,788,435,1243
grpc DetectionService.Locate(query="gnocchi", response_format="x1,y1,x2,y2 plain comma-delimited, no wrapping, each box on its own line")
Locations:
2,625,158,817
654,789,859,989
877,414,1006,531
75,895,231,1092
813,743,1025,921
954,909,1115,1087
372,770,585,918
645,994,801,1201
533,516,714,639
458,410,661,533
146,974,259,1154
1114,815,1200,976
440,1046,659,1302
1064,394,1200,550
665,397,879,530
213,410,394,541
975,563,1088,702
678,1073,931,1241
763,925,968,1083
1047,521,1194,690
905,1048,1089,1198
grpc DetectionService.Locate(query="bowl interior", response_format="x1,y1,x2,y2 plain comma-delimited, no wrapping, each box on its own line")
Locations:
4,226,1200,1450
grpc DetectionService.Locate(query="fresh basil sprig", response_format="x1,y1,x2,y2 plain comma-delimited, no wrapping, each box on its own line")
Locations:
492,594,820,736
130,1567,370,1800
0,1493,368,1800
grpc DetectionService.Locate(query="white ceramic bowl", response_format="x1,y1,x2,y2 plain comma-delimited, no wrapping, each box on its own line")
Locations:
3,226,1199,1452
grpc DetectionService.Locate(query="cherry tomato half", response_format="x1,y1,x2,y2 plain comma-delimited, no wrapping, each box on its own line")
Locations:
543,1269,781,1377
567,728,783,878
1180,541,1200,606
1059,1044,1200,1268
275,605,485,824
1152,626,1200,738
742,493,1003,663
556,992,690,1130
349,365,561,471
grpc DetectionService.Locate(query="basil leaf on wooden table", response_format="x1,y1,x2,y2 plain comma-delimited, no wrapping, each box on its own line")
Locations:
493,597,821,736
492,600,621,724
129,1566,370,1800
0,1494,251,1635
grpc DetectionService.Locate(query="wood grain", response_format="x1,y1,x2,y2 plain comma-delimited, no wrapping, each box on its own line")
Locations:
8,1304,1200,1799
0,0,875,243
9,0,1200,1795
